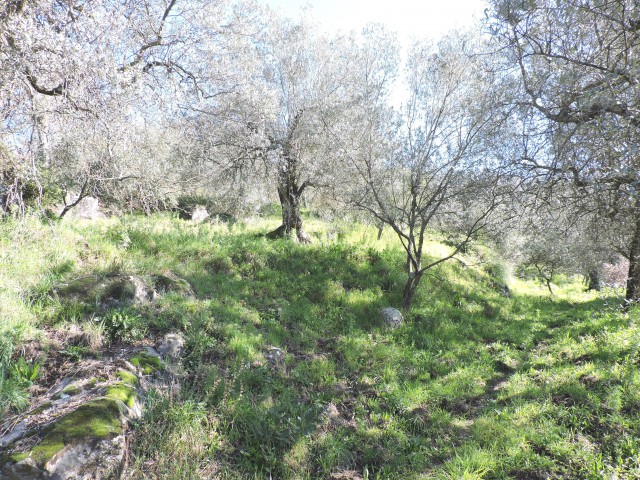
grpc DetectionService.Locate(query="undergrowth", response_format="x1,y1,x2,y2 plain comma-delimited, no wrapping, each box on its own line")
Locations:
1,212,638,479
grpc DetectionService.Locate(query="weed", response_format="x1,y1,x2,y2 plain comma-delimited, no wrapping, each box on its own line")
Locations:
96,309,145,342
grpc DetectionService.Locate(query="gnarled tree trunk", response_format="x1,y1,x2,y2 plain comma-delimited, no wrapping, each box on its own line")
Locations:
267,177,311,243
265,109,312,243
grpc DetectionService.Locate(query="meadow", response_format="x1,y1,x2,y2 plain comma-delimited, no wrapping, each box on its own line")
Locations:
1,213,639,479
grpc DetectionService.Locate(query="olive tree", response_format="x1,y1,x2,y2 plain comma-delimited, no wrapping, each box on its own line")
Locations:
488,0,640,307
199,18,399,242
0,0,256,215
345,34,511,310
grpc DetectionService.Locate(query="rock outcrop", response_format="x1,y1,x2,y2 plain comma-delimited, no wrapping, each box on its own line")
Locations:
0,348,167,479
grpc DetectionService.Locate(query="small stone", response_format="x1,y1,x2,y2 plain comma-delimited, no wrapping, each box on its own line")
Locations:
265,347,285,371
380,307,403,328
145,347,162,359
157,333,185,359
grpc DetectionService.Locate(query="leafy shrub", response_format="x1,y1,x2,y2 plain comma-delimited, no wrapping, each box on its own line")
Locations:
97,309,145,342
11,357,40,386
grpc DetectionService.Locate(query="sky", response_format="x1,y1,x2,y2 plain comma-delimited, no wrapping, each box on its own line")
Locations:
263,0,488,105
263,0,488,42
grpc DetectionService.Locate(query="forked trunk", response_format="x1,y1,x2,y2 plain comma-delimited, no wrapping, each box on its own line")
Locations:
266,176,311,244
402,273,421,311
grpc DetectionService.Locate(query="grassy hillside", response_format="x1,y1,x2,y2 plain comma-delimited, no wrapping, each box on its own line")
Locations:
1,214,639,479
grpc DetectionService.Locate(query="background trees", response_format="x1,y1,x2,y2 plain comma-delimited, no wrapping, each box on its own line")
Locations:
488,0,640,306
0,0,255,215
1,0,638,310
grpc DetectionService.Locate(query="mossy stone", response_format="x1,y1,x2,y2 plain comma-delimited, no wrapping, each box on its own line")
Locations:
130,352,163,374
116,369,138,386
106,383,137,408
11,398,124,466
61,384,81,396
58,275,104,299
152,274,193,295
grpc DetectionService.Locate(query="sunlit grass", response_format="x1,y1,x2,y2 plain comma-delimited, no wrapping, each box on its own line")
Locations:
2,212,639,478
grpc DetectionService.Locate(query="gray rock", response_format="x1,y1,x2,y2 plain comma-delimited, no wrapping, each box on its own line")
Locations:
380,307,403,328
41,434,125,480
190,205,210,223
0,421,28,448
265,347,285,371
59,195,105,220
145,346,163,359
0,364,147,479
157,333,185,359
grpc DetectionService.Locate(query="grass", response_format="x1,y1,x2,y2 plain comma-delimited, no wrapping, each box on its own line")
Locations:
1,212,639,478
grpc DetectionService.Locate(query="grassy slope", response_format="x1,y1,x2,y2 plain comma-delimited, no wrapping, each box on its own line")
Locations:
1,214,639,479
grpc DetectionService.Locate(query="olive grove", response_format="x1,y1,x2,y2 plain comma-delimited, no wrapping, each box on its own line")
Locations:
488,0,640,305
0,0,638,310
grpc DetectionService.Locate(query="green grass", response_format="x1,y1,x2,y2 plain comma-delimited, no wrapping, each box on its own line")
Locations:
1,212,639,479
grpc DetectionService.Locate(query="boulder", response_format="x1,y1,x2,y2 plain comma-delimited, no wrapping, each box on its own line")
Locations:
380,307,403,328
0,369,142,479
0,341,177,480
190,205,210,223
178,203,209,223
58,195,106,220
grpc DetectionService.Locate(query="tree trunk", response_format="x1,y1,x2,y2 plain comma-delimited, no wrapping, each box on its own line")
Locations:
625,213,640,309
586,267,602,292
402,273,421,311
266,175,311,244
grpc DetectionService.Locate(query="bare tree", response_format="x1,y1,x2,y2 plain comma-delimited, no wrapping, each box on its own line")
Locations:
345,34,510,310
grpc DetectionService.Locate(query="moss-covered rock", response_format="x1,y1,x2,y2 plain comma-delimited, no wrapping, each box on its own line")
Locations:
1,397,127,479
130,351,163,374
152,273,193,296
61,384,81,396
0,363,147,480
116,369,138,386
106,384,137,409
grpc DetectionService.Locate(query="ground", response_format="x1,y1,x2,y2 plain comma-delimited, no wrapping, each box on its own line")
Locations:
1,213,639,479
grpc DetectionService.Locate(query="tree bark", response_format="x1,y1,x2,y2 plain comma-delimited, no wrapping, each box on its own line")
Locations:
266,175,311,244
402,273,421,311
625,212,640,309
586,267,602,292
